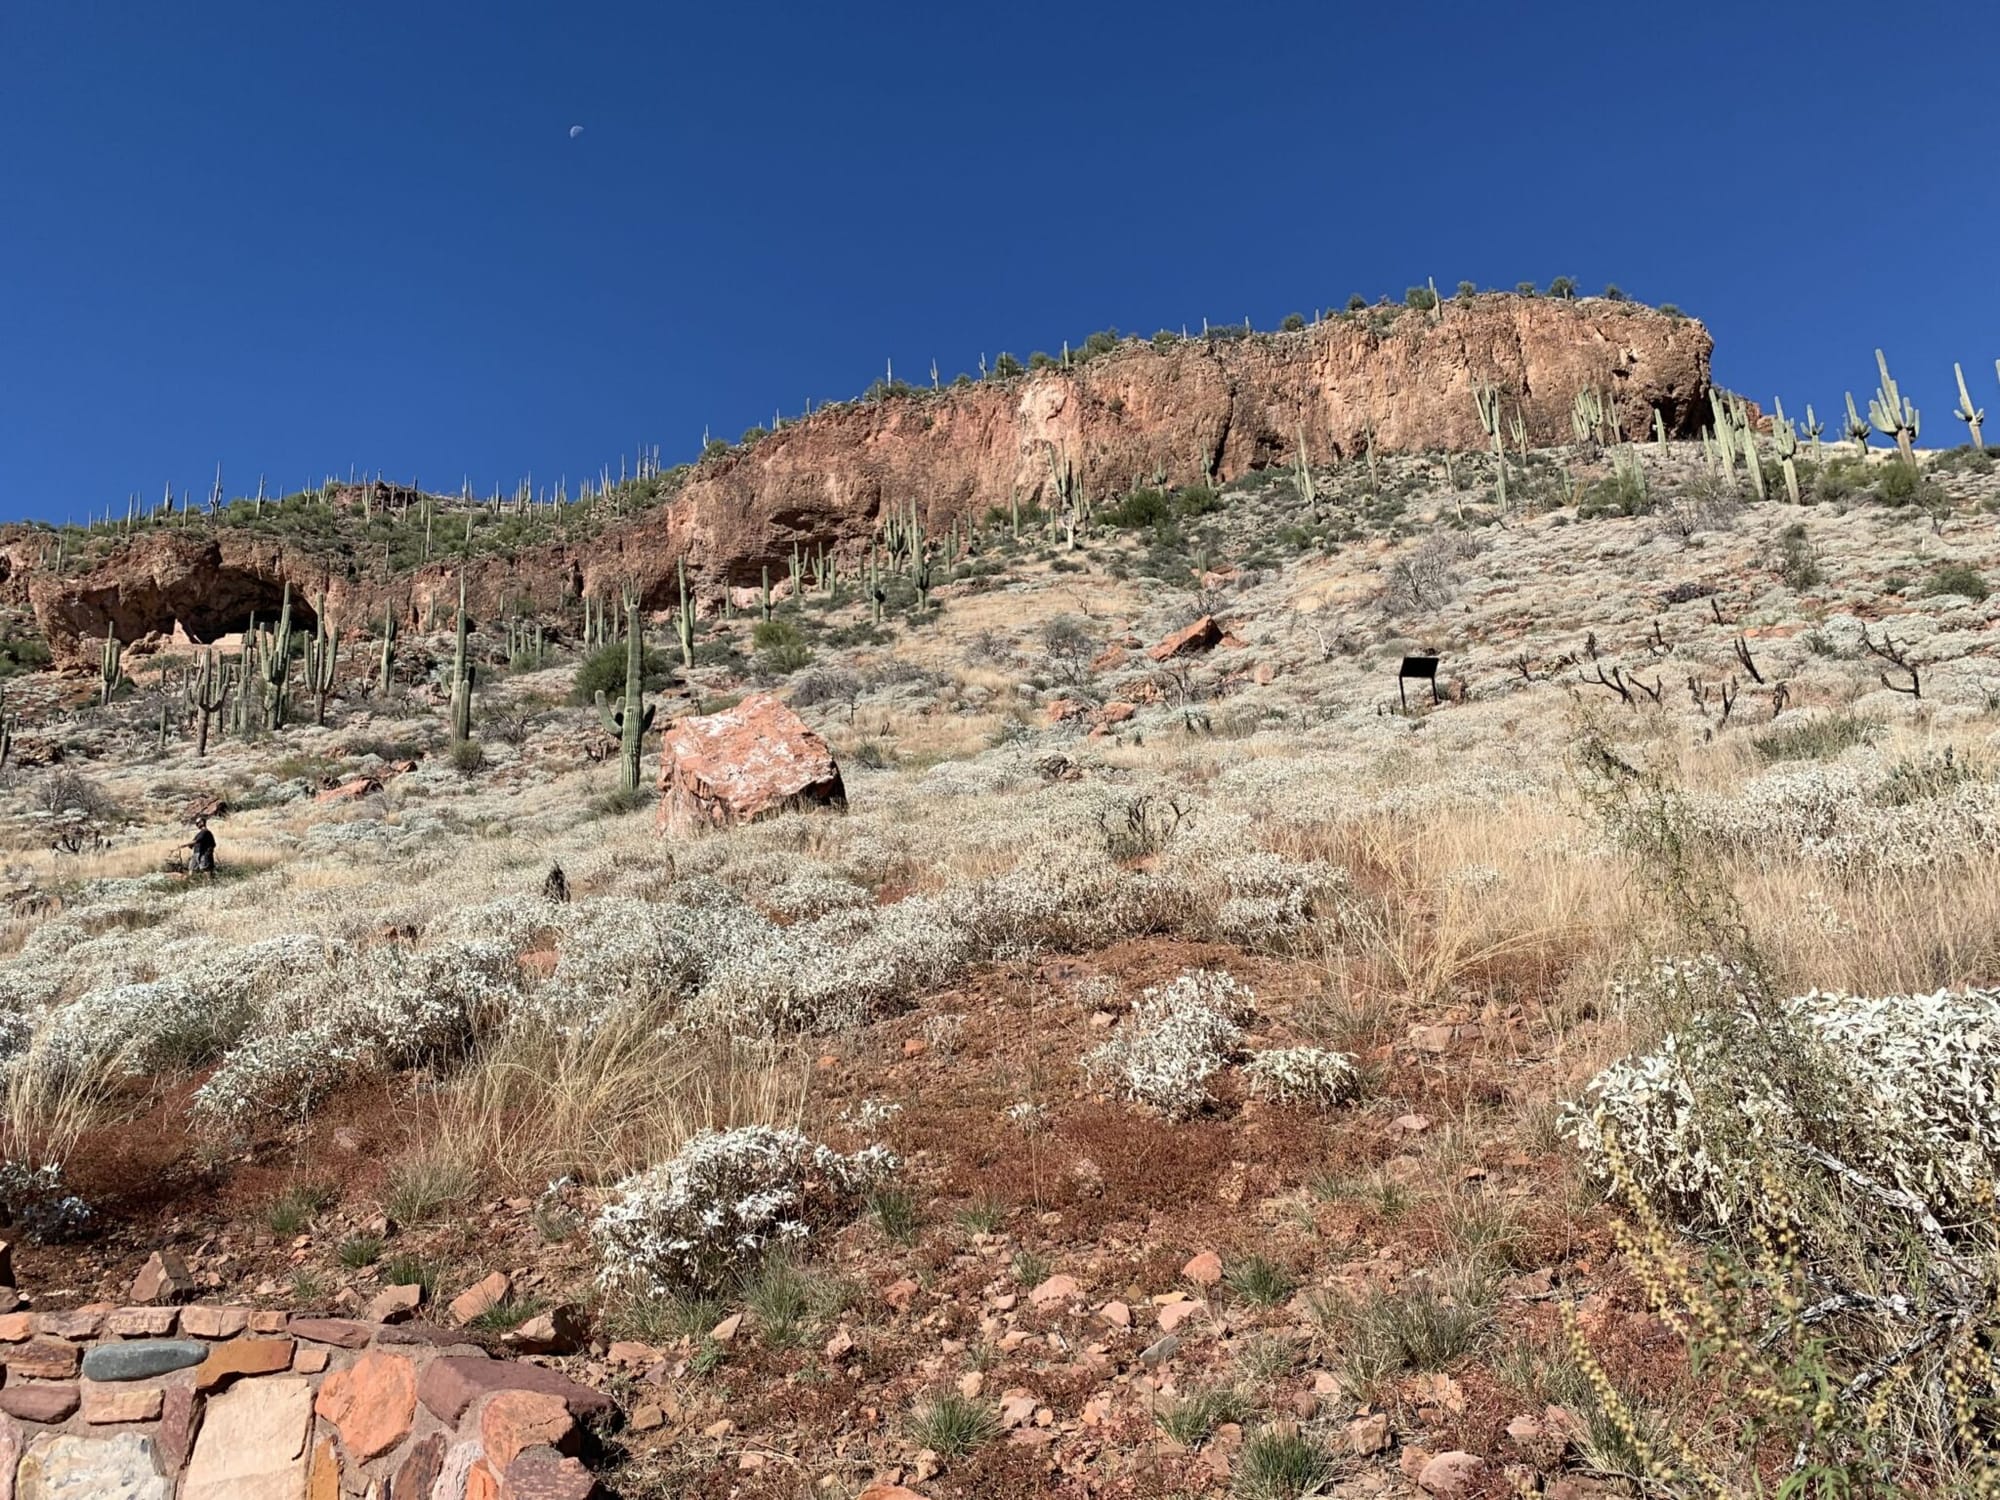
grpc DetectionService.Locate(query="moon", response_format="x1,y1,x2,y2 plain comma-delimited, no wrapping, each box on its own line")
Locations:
568,125,583,139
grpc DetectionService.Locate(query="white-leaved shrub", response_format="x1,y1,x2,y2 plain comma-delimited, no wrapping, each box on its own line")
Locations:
1243,1047,1360,1107
1084,970,1252,1119
1567,984,2000,1229
593,1126,896,1295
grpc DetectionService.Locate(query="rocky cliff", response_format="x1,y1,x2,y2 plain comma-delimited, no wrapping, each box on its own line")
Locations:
21,296,1710,660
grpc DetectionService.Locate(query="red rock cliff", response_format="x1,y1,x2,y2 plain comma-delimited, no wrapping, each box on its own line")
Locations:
22,296,1708,659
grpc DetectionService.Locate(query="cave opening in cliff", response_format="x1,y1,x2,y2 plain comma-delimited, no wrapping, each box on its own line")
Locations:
171,571,320,645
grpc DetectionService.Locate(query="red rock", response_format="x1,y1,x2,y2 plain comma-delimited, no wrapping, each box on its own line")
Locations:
1418,1450,1485,1495
1028,1274,1078,1310
0,1315,30,1343
1043,697,1088,725
32,1307,102,1340
468,1460,502,1500
1148,616,1221,661
416,1356,614,1426
314,776,382,804
293,1345,329,1374
1181,1251,1223,1286
195,1337,294,1390
1347,1412,1391,1453
157,1378,201,1471
314,1349,417,1461
499,1448,602,1500
0,1383,79,1423
363,1283,422,1325
882,1278,919,1312
482,1389,579,1470
130,1250,195,1305
81,1380,163,1423
503,1304,587,1355
393,1432,446,1497
287,1317,373,1348
450,1272,513,1326
105,1307,177,1337
6,1338,78,1380
179,1305,250,1339
1093,701,1136,726
656,693,845,836
1089,645,1128,672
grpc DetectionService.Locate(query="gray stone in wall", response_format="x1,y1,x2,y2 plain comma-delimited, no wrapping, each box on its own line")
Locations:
78,1340,208,1382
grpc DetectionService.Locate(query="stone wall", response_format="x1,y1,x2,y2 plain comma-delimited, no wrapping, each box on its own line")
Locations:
0,1298,613,1497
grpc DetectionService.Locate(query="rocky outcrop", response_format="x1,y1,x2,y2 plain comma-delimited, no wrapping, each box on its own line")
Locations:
657,694,846,836
18,296,1710,661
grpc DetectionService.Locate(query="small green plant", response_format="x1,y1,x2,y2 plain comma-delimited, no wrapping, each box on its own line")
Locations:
1224,1255,1297,1306
866,1185,921,1245
1923,561,1989,601
447,739,486,775
1321,1264,1496,1401
265,1183,335,1235
290,1268,330,1306
1010,1249,1050,1287
380,1253,443,1302
955,1199,1005,1235
385,1151,478,1225
1231,1424,1340,1499
1156,1384,1249,1447
571,639,675,704
338,1234,384,1269
469,1295,548,1334
744,1257,852,1349
907,1393,1001,1458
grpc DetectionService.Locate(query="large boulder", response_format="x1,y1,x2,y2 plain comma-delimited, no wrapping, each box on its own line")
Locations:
657,694,846,836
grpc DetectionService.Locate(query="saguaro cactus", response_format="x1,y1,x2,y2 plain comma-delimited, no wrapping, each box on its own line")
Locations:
1869,349,1920,466
186,650,230,759
448,571,474,742
99,628,124,706
675,558,695,671
595,602,657,796
1772,398,1802,505
306,601,339,726
378,605,397,695
261,585,296,731
1953,362,1986,454
1473,384,1508,510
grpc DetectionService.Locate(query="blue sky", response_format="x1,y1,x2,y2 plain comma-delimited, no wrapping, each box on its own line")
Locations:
2,1,1994,524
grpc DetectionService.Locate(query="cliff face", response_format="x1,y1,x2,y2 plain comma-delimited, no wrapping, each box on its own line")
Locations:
23,296,1710,660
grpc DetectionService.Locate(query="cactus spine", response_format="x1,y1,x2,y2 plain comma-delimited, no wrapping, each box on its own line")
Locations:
449,570,474,742
595,602,657,796
1868,349,1919,466
1954,362,1986,454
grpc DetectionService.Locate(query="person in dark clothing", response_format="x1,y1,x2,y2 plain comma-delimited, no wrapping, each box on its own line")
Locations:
183,816,216,880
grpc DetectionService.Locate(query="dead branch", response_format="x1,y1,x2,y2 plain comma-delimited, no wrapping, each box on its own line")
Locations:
1859,625,1921,698
1733,634,1765,685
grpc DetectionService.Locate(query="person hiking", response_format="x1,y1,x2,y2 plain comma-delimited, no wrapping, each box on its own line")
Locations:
182,815,216,881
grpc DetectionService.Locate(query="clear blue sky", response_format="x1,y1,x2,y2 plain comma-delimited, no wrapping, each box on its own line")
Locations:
3,1,1994,525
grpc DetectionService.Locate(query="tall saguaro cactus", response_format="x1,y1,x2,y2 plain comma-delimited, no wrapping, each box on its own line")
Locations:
1953,362,1986,454
186,649,230,759
675,558,695,671
378,604,397,695
306,600,339,726
1869,349,1920,466
596,602,657,796
449,571,474,742
99,628,124,707
262,585,295,731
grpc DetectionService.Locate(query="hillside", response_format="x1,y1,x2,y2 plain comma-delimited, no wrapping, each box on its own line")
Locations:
4,294,1708,667
0,397,1995,1497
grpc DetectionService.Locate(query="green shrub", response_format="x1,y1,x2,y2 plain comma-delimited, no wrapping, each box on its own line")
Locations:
570,640,676,704
1577,468,1652,518
752,618,814,674
908,1393,1000,1458
1156,1384,1249,1447
447,740,486,775
1103,489,1172,529
990,351,1023,378
1923,561,1988,601
1751,710,1879,763
1280,312,1305,332
1231,1425,1339,1499
1404,285,1437,311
